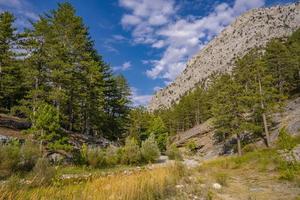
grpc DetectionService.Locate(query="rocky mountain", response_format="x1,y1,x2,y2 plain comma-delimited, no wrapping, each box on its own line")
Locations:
148,2,300,111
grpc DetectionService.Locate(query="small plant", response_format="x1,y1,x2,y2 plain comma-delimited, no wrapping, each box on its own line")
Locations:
277,128,296,151
86,147,106,168
31,157,56,186
19,141,41,171
0,141,21,178
6,174,22,192
186,139,197,153
215,172,229,186
121,137,142,165
105,145,119,166
141,134,160,163
166,144,182,160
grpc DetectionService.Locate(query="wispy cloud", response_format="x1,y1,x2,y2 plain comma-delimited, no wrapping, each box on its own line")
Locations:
0,0,38,29
113,61,132,71
130,87,152,106
119,0,265,83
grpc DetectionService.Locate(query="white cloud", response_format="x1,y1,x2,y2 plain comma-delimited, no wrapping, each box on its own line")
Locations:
119,0,265,82
113,34,127,41
130,87,152,106
113,61,132,71
122,14,141,26
153,86,162,92
0,0,21,8
0,0,38,29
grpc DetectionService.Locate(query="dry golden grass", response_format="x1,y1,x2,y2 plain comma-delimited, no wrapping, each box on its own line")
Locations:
0,163,184,200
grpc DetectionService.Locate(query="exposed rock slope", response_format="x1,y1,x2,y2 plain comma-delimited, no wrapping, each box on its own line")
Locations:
149,3,300,111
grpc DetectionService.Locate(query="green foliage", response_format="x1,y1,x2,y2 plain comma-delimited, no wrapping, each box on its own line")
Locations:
127,107,154,143
0,12,24,111
158,86,211,134
31,157,56,186
86,147,106,168
215,172,229,186
0,142,21,178
121,138,142,165
141,134,160,163
147,116,168,151
277,128,297,151
19,141,41,171
105,145,119,166
166,144,182,161
0,141,41,178
0,3,131,142
28,102,71,151
186,139,197,153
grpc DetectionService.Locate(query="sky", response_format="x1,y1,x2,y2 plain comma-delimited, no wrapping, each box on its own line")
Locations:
0,0,296,106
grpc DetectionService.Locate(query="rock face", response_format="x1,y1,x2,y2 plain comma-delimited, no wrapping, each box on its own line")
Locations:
148,3,300,111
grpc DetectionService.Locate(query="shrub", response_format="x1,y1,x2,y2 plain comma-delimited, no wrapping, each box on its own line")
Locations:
141,134,160,163
86,147,106,168
277,128,296,151
186,139,197,153
121,138,142,165
19,141,41,171
166,144,182,160
31,157,55,186
0,142,21,178
215,172,229,186
6,174,21,192
242,143,257,153
105,145,119,166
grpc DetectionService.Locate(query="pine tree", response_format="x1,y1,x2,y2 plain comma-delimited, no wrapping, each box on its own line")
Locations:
211,74,248,156
265,39,297,94
0,12,22,111
234,50,282,147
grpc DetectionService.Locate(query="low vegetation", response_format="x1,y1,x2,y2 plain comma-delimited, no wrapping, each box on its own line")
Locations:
167,133,300,200
0,163,185,200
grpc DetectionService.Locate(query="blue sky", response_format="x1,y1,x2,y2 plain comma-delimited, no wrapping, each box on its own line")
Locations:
0,0,296,106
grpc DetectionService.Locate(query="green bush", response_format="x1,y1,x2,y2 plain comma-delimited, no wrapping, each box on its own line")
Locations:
141,134,160,163
166,144,182,160
121,138,141,165
6,174,22,192
0,142,21,178
277,128,296,151
186,139,197,153
105,145,119,166
86,147,106,168
19,141,41,171
31,157,56,186
0,141,42,178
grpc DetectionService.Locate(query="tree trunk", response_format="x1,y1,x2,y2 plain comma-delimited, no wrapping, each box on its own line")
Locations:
258,78,270,147
237,133,242,156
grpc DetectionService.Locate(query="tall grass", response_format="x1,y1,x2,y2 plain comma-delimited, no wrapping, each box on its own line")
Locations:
0,163,184,200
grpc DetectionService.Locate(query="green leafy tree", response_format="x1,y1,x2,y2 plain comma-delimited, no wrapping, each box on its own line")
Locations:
141,134,160,163
147,116,168,151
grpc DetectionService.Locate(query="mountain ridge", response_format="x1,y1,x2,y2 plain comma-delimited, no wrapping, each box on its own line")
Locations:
148,2,300,111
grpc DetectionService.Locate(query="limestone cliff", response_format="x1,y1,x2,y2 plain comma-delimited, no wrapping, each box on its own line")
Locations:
148,3,300,111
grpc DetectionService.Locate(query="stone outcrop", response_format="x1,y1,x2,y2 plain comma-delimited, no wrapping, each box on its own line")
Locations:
149,3,300,111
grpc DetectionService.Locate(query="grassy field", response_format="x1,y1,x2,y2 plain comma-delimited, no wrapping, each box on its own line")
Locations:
0,162,184,200
167,148,300,200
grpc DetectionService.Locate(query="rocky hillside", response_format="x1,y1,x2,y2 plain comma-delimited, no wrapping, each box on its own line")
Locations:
149,3,300,111
172,96,300,160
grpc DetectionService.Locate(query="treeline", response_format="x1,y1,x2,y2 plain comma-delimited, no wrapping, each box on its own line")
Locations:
0,3,131,141
156,29,300,154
